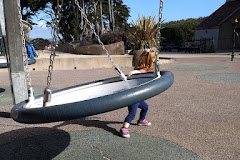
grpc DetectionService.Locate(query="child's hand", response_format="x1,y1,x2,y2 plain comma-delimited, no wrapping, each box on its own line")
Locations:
128,70,141,76
128,71,133,76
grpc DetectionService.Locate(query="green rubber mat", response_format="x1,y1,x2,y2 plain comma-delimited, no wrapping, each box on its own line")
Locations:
197,73,240,83
0,129,201,160
171,65,227,71
0,86,55,106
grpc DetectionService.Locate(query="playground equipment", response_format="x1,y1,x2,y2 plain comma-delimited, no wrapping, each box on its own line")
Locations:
0,58,36,68
231,18,239,61
0,35,3,56
8,0,174,124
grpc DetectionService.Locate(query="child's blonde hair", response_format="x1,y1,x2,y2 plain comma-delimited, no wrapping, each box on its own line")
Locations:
134,50,156,72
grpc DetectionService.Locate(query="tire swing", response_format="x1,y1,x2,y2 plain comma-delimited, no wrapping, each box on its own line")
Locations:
11,0,174,124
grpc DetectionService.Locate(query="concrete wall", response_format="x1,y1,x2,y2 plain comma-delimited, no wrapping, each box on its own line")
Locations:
27,50,172,71
29,54,133,71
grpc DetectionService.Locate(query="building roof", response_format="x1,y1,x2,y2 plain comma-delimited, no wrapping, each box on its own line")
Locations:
196,0,240,30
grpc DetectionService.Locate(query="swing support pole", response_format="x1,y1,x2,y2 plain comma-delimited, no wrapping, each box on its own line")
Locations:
0,0,6,57
3,0,28,104
231,18,238,61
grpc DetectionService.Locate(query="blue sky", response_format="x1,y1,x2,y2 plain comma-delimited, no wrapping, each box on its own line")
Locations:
30,0,226,39
124,0,226,22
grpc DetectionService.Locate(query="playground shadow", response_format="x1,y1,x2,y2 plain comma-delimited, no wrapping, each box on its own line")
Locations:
53,117,122,137
0,88,5,93
0,127,70,160
0,112,10,118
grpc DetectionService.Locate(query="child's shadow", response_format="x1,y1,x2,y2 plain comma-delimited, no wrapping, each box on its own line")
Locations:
53,117,122,136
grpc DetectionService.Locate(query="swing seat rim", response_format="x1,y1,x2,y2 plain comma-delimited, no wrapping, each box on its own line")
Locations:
11,71,174,124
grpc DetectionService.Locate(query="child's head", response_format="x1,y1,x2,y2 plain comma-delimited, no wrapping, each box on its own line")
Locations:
134,50,156,72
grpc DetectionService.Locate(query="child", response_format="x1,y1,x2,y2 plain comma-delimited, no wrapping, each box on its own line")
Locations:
120,49,156,138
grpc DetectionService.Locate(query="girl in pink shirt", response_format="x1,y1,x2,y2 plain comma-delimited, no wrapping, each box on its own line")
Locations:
120,50,156,138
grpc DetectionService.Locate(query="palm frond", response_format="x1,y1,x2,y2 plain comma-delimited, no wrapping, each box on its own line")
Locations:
128,15,157,49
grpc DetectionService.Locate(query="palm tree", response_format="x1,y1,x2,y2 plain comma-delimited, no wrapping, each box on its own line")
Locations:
129,15,157,50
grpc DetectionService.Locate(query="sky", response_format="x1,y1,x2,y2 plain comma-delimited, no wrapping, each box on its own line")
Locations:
29,0,226,39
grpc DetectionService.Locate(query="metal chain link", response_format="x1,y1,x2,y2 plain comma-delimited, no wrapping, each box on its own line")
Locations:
43,0,64,106
46,0,64,88
156,0,163,51
154,0,163,77
74,0,127,81
16,0,32,88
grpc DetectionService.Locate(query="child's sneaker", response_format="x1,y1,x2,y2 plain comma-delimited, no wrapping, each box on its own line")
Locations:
120,127,130,138
137,119,151,126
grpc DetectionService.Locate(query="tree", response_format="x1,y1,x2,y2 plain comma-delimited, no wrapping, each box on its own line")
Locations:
58,0,130,43
113,0,130,31
161,18,204,45
20,0,130,43
108,0,114,30
102,0,130,31
31,38,50,50
20,0,52,24
100,0,104,35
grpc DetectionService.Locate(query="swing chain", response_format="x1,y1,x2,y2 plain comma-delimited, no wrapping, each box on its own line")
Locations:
154,0,163,78
16,0,35,100
46,0,63,88
157,0,163,51
74,0,127,81
43,0,63,106
16,0,31,87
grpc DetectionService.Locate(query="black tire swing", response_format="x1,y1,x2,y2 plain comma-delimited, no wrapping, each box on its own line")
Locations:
11,0,174,124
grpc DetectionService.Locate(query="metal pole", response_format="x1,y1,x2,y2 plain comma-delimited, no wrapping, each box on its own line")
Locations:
231,18,238,61
0,0,6,56
3,0,28,104
0,0,5,37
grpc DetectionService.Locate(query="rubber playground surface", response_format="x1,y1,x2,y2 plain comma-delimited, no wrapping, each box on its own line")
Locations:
0,53,240,160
